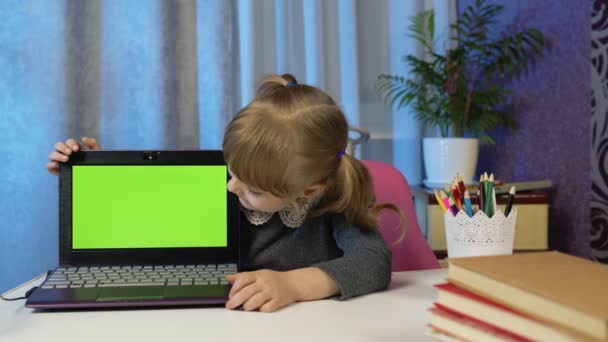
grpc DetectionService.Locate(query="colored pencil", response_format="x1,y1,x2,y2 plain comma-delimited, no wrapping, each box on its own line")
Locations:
464,190,473,217
440,190,455,216
504,186,516,216
451,181,462,210
444,185,455,203
492,188,497,217
456,174,466,202
478,174,485,215
485,173,495,218
433,189,447,213
447,197,459,216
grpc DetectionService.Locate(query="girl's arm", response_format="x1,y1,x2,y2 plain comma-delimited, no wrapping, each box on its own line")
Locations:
225,215,391,312
312,215,393,300
286,267,339,300
225,217,391,311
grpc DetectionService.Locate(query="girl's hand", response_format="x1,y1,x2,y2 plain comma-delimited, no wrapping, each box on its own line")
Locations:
225,270,299,313
46,137,101,175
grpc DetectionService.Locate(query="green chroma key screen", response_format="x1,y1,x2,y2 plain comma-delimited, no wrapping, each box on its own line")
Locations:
71,165,227,249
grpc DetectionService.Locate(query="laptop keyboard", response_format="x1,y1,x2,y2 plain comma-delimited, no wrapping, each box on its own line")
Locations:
40,264,237,289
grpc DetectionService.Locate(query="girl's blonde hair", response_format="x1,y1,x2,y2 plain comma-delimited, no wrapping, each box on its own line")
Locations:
223,74,406,241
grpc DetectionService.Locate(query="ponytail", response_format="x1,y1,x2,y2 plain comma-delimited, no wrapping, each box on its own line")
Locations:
310,154,407,244
255,73,299,99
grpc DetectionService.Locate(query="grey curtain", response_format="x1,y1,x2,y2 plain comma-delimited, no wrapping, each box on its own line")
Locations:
0,0,452,291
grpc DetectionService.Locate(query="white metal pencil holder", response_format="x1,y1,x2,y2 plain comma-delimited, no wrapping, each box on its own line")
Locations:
444,209,517,258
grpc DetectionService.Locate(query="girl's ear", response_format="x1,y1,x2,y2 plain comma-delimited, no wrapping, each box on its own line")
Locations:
302,182,326,198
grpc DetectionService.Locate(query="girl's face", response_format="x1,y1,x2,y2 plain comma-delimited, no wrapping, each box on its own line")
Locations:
227,168,289,213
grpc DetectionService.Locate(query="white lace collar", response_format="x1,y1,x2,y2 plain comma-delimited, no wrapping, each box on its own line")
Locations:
240,196,317,229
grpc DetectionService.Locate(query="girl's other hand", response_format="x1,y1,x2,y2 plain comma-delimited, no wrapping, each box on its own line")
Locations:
46,137,101,175
225,270,298,313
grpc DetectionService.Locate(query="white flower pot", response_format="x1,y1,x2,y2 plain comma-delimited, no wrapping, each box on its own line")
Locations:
422,137,479,187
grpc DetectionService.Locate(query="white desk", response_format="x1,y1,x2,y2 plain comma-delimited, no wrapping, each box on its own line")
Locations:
0,269,446,342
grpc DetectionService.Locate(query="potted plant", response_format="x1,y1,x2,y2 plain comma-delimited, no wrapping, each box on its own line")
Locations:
376,0,547,186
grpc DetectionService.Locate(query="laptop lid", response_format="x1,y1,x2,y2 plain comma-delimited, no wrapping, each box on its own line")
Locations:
58,150,239,267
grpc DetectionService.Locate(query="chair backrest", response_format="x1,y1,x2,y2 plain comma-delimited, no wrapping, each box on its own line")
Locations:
361,160,440,271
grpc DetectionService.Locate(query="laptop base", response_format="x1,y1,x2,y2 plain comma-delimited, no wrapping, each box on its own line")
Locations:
25,284,230,309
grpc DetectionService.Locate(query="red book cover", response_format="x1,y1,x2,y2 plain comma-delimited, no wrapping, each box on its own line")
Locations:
433,283,595,342
430,304,533,342
435,283,535,317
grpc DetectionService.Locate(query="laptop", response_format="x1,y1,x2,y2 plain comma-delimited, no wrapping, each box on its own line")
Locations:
26,150,239,309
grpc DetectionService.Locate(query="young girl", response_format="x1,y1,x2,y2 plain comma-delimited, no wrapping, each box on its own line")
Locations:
47,74,405,313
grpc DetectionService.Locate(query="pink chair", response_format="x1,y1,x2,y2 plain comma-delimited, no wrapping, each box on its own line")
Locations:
362,160,440,271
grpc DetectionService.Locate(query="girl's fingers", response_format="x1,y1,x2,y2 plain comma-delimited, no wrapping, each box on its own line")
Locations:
241,291,272,312
259,299,281,313
54,141,72,155
227,273,256,298
225,282,261,310
49,151,69,163
49,139,77,176
65,138,80,151
81,137,100,150
46,162,59,175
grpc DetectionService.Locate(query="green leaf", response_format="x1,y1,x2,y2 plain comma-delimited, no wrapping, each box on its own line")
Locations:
375,0,548,144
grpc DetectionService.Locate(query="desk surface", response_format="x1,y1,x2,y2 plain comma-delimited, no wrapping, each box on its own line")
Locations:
1,269,446,342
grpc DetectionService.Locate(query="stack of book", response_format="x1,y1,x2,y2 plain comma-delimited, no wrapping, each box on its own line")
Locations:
428,251,608,342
